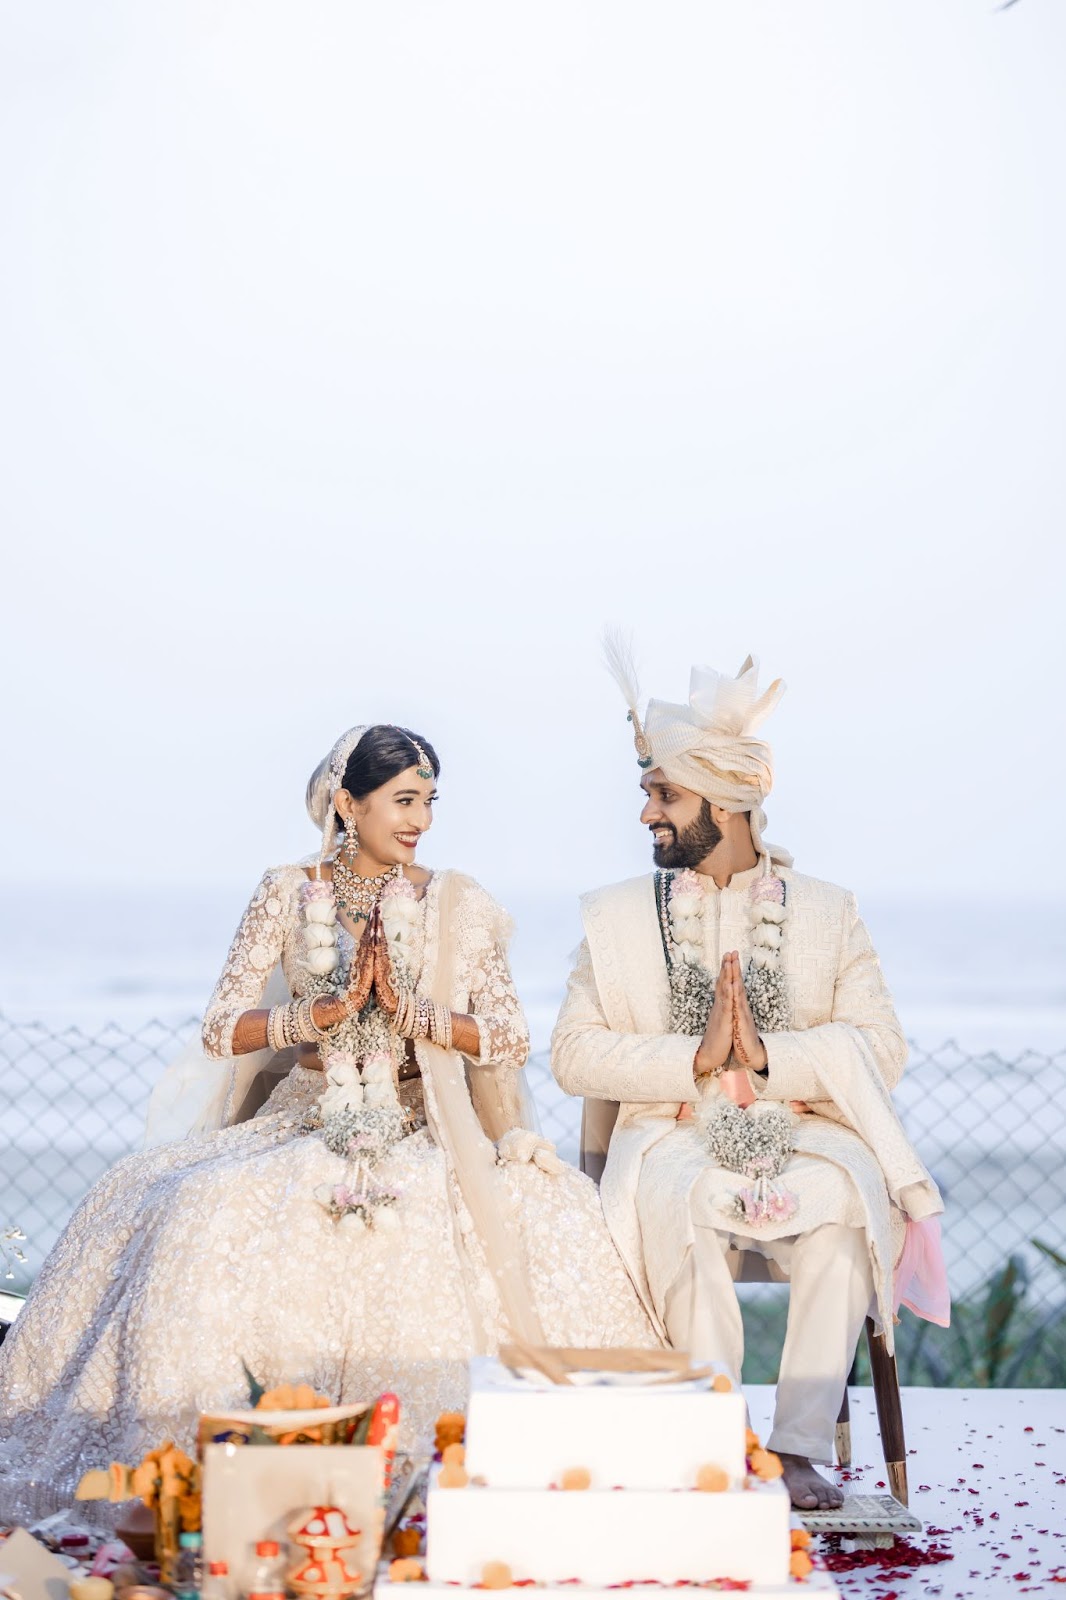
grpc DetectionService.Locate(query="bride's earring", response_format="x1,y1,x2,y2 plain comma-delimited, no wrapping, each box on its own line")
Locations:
342,815,359,859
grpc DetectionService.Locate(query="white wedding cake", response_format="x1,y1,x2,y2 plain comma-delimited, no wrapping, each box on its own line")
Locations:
375,1354,836,1598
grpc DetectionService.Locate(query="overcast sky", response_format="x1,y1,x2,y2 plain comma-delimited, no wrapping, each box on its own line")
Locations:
2,1,1063,904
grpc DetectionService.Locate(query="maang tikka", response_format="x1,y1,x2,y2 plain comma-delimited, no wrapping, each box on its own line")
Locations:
407,735,433,782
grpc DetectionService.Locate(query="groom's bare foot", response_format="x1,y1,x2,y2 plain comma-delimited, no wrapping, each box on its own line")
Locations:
777,1453,844,1510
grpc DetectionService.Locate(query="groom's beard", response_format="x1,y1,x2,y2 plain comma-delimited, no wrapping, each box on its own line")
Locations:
651,801,723,869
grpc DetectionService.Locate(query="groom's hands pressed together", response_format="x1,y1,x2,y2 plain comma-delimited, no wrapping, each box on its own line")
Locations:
692,951,769,1080
693,956,736,1080
728,950,768,1073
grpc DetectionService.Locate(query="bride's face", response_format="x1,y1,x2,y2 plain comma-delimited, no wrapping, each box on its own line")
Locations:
343,767,437,870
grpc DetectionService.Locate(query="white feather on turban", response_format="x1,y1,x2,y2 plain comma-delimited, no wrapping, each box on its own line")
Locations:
605,636,793,867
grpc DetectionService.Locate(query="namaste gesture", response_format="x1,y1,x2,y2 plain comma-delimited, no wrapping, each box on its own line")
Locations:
693,950,768,1078
724,950,769,1073
308,905,401,1033
340,904,401,1018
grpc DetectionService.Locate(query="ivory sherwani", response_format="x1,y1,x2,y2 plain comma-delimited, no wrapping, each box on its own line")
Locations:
551,863,943,1355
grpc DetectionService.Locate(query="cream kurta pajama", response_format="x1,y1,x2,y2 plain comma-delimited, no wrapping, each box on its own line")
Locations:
551,862,943,1464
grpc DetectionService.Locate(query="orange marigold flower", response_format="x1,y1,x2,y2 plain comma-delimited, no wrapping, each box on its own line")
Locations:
481,1563,513,1589
434,1412,466,1453
789,1550,814,1579
749,1448,784,1481
388,1558,425,1583
130,1463,158,1502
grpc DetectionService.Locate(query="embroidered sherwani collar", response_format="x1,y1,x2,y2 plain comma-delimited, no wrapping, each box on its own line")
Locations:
692,859,764,897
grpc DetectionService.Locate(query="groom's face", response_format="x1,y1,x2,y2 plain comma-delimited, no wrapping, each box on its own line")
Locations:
640,771,723,869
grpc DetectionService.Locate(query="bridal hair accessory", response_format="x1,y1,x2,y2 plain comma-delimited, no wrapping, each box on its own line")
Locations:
602,631,792,867
306,724,370,874
402,731,434,781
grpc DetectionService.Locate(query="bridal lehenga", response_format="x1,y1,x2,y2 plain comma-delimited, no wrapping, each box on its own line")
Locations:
0,865,656,1523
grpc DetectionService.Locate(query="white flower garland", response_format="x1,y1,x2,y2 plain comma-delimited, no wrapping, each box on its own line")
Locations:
660,866,799,1228
297,874,421,1230
698,1098,798,1228
663,867,792,1036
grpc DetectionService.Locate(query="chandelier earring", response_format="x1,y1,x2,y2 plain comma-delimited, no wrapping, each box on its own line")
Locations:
341,813,360,861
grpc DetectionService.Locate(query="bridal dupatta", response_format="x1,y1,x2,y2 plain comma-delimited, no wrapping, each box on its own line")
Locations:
415,869,546,1347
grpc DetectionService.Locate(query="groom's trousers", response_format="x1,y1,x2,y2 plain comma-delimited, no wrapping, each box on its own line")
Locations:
663,1222,873,1465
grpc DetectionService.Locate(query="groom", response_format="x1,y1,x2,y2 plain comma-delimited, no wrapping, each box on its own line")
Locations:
551,649,943,1511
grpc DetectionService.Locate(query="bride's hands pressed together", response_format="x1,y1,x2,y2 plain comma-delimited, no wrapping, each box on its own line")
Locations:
340,916,377,1019
371,906,401,1018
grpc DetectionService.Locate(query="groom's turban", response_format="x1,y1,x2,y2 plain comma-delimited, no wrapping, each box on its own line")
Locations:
605,638,793,867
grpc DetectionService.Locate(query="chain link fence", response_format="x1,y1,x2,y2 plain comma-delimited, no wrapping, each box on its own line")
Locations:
3,1015,1065,1384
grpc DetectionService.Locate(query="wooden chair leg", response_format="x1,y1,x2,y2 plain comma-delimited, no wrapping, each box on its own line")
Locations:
835,1348,859,1468
866,1316,908,1505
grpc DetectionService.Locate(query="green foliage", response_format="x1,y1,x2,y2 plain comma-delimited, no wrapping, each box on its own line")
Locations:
241,1357,266,1408
738,1247,1066,1388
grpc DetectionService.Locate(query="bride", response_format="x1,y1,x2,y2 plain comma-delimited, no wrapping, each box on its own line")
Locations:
0,724,657,1522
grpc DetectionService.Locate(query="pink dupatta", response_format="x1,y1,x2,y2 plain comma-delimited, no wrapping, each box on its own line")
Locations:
894,1214,951,1327
720,1070,951,1328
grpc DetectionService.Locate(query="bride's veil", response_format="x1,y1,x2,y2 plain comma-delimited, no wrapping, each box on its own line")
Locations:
143,963,292,1147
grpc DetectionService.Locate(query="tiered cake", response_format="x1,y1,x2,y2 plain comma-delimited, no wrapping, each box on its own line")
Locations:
376,1354,837,1597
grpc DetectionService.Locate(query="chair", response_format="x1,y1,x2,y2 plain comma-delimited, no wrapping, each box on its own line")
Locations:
837,1320,908,1505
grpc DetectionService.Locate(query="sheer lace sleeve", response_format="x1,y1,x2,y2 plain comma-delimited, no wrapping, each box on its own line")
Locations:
454,883,530,1071
202,867,302,1059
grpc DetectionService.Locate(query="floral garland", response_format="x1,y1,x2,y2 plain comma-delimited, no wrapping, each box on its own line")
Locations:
698,1098,797,1227
297,875,419,1230
662,867,792,1037
659,865,798,1228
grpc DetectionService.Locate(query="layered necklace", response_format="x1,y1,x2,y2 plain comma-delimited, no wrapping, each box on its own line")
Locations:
332,853,405,924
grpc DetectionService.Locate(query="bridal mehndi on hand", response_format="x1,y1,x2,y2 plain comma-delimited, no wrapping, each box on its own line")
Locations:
0,723,656,1526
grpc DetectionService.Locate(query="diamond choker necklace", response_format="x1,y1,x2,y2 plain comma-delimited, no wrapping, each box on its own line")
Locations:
332,856,404,924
